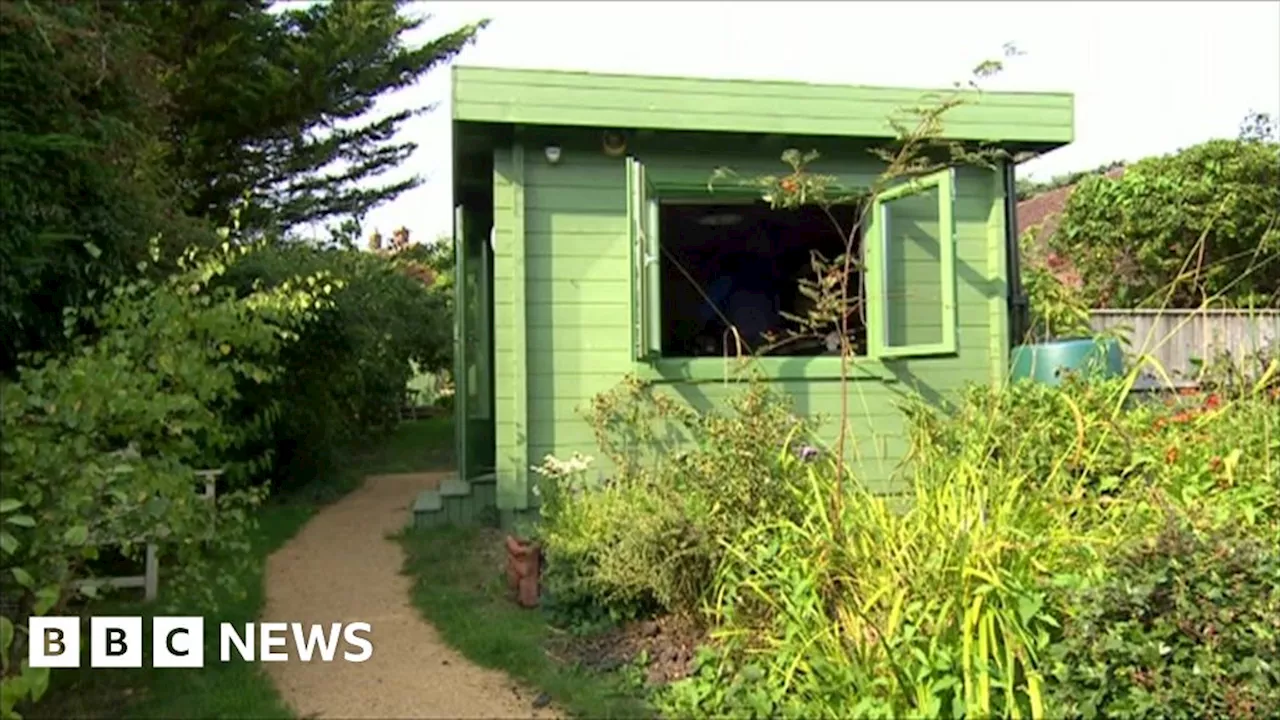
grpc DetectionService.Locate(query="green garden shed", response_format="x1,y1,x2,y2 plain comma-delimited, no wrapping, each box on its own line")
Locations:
413,66,1073,528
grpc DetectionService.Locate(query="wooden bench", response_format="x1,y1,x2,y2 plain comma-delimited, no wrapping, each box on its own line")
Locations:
73,469,220,602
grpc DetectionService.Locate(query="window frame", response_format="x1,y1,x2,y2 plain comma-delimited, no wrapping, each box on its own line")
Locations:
627,159,959,383
864,168,959,359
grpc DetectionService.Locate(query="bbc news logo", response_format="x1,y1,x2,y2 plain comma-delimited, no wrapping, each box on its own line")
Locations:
29,617,373,668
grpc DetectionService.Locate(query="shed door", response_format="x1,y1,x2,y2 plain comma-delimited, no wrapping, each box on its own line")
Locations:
453,204,471,478
626,157,661,360
453,202,495,480
865,167,959,359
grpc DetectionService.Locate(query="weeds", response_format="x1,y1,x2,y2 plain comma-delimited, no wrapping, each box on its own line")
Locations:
649,372,1276,719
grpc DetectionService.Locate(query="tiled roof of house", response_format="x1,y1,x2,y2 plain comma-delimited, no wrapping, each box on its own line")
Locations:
1017,184,1073,241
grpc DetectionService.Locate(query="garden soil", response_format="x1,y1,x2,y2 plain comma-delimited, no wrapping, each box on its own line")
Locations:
262,472,560,719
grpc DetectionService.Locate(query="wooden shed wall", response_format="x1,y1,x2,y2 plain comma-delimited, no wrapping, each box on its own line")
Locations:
491,128,1011,510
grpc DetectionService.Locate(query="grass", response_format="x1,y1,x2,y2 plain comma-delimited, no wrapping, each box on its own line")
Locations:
399,526,655,719
28,416,452,720
362,413,454,474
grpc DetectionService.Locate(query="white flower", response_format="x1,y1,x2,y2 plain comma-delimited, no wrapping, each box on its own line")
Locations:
531,451,594,479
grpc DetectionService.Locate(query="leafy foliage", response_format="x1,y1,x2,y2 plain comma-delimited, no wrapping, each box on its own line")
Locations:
0,0,209,372
653,373,1277,719
1048,519,1280,720
537,353,1279,717
586,376,815,537
0,242,334,718
539,475,705,629
133,0,487,233
0,1,464,716
535,378,817,628
0,0,481,374
394,236,456,313
1019,230,1095,341
215,242,452,491
1049,137,1280,309
1,236,452,718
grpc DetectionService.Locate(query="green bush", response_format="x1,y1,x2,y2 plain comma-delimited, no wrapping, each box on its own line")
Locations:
1019,231,1094,342
0,236,456,717
215,242,451,490
587,376,817,541
536,377,815,626
1051,138,1280,308
1047,518,1280,720
540,479,707,628
0,242,329,717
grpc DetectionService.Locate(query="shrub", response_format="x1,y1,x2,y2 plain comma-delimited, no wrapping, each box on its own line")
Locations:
587,376,817,541
0,242,328,717
658,374,1278,719
215,242,451,490
1047,517,1280,720
539,478,708,629
1051,138,1280,308
1020,230,1094,342
536,377,815,625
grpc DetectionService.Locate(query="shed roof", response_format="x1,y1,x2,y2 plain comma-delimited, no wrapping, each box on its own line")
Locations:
452,66,1073,151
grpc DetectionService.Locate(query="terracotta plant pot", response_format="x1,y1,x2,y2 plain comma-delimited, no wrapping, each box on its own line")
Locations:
504,535,541,608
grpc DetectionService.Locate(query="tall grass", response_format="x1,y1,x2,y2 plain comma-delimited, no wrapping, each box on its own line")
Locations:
564,135,1279,720
658,358,1277,718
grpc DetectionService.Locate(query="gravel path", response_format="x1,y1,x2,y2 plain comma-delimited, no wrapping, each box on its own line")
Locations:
262,472,559,719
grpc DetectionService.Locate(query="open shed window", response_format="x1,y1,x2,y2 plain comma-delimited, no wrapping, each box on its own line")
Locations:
628,158,957,363
865,168,958,358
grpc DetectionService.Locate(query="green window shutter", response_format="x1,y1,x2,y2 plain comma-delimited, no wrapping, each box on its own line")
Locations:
865,167,958,359
626,157,661,359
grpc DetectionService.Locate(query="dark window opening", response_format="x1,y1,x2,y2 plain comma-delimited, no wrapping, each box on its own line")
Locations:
658,202,865,358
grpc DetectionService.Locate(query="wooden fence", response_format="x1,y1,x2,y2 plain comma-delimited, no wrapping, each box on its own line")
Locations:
1089,309,1280,386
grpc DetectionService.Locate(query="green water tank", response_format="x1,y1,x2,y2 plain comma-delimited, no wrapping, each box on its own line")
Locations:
1010,337,1124,386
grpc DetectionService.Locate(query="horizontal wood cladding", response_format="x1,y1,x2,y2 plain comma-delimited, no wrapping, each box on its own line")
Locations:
488,133,1011,506
454,66,1072,148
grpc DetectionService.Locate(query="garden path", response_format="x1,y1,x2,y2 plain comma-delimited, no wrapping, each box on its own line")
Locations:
261,471,559,719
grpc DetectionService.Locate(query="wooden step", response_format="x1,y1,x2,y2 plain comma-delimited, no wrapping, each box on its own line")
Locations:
413,489,442,513
439,477,472,498
410,473,499,530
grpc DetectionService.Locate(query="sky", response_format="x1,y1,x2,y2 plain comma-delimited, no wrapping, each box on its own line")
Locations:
357,0,1280,244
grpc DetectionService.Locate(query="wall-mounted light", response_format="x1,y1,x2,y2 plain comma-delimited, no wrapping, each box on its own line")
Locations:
544,145,562,164
602,130,627,157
